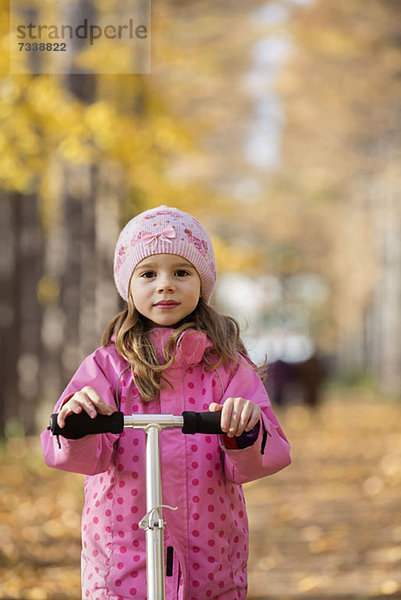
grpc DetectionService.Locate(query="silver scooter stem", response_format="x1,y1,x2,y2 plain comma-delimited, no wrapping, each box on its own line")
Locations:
145,425,164,600
124,415,184,600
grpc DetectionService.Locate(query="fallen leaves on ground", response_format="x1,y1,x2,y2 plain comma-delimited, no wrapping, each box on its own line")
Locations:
0,391,400,599
246,391,401,599
0,437,82,599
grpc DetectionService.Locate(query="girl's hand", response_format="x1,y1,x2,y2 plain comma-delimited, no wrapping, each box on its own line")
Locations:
57,386,114,428
209,398,261,438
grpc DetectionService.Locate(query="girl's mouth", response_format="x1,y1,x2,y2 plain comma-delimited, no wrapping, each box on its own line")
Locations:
153,300,180,309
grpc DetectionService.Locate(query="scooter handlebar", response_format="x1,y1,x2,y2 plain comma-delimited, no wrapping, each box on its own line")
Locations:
48,411,125,439
48,410,223,439
181,411,223,434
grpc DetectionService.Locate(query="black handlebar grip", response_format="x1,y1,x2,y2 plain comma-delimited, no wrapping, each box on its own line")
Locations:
182,411,223,435
49,411,124,439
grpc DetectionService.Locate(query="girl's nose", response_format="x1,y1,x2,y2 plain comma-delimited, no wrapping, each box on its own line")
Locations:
157,277,175,293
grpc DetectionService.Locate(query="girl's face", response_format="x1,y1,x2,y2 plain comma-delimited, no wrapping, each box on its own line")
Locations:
130,254,201,327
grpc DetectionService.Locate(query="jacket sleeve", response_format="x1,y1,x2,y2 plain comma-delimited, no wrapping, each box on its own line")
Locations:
40,348,120,476
218,361,291,485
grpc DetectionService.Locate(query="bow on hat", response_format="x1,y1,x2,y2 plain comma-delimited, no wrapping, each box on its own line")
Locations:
141,225,176,246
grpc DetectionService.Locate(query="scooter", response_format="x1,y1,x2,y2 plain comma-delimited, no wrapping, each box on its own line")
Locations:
48,408,224,600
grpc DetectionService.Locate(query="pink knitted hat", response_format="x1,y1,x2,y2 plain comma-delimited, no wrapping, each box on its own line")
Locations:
113,205,217,303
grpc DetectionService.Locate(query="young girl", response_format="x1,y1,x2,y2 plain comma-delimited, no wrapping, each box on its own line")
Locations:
41,205,291,600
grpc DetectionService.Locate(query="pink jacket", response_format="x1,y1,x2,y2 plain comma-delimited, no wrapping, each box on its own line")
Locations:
41,328,291,600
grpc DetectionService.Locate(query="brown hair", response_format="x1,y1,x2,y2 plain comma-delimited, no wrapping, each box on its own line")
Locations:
101,297,255,403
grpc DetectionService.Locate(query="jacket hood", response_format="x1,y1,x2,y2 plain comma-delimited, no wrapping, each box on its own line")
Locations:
149,327,214,368
111,327,214,369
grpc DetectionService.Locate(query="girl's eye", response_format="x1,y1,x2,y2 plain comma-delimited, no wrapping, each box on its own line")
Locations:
141,271,156,278
176,270,190,277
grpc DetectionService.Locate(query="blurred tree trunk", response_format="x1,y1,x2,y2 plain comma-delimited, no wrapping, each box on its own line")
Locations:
59,162,121,379
18,193,43,433
0,193,18,436
94,161,122,342
39,157,66,421
0,193,43,436
60,165,87,381
334,192,370,382
370,165,401,391
36,3,99,418
79,164,98,355
60,0,97,381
